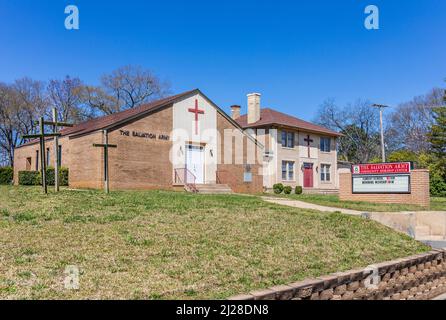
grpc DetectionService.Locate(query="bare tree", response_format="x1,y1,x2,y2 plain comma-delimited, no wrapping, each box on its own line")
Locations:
82,65,170,115
79,85,116,116
386,88,444,153
0,79,49,167
315,98,381,163
12,78,48,138
47,76,91,123
0,83,25,167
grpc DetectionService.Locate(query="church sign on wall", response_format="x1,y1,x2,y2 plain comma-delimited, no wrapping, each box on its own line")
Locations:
351,162,412,194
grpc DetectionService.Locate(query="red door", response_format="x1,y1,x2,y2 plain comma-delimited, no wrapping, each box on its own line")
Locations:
303,163,313,188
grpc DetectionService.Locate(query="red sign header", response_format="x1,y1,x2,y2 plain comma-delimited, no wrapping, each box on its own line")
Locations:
352,162,411,175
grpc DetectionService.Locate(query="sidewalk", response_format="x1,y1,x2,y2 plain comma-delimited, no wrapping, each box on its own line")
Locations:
262,197,363,215
262,197,446,248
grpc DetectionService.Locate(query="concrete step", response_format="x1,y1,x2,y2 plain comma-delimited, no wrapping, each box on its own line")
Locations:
195,184,233,194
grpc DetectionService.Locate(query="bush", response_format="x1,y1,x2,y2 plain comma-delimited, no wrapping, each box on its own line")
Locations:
430,176,446,197
283,186,292,194
0,167,13,185
273,183,284,194
19,167,69,186
295,186,303,195
45,167,69,186
19,171,41,186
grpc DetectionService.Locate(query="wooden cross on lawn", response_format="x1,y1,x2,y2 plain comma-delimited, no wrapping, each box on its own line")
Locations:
188,99,205,135
304,134,313,158
22,112,73,194
93,130,117,194
50,108,74,192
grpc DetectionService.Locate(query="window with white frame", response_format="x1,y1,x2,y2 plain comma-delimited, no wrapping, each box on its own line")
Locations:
281,130,294,148
282,161,295,181
321,164,331,182
320,137,331,152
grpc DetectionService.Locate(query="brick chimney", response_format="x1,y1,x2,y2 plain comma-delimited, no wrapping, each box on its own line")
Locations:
230,105,241,120
247,93,261,124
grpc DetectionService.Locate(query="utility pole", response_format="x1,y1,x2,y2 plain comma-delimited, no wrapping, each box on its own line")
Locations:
372,104,390,163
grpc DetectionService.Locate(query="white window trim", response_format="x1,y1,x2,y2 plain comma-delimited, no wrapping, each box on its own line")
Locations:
281,130,295,149
282,160,296,182
320,163,331,183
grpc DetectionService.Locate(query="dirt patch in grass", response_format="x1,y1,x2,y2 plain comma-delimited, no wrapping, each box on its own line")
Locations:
0,186,428,299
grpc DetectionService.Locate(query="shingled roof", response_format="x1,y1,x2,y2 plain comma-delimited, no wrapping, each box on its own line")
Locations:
17,89,198,148
60,89,198,137
235,108,342,137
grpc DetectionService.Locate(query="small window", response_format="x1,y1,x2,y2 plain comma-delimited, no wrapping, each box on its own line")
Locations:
321,164,331,182
35,150,39,170
26,158,32,171
281,130,294,148
58,145,62,167
282,161,295,181
320,137,331,152
46,148,50,167
244,165,252,182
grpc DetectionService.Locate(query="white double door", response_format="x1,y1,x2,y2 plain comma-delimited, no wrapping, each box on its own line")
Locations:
186,144,205,184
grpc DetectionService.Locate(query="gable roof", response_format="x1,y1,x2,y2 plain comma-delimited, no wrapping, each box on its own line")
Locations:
235,108,342,137
17,89,262,148
61,89,198,137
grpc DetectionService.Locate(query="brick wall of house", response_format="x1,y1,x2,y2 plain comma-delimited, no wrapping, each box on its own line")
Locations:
13,106,265,193
13,137,70,185
68,131,104,189
339,169,430,207
229,249,446,300
216,112,263,194
107,107,173,190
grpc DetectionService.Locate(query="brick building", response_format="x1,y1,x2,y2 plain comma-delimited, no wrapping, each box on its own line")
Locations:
13,89,264,194
232,93,342,192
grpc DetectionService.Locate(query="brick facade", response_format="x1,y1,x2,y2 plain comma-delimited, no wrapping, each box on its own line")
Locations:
339,169,430,207
107,107,173,190
216,112,263,194
229,249,446,300
13,94,264,194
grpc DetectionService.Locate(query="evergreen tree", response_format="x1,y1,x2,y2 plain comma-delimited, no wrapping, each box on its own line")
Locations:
428,95,446,161
428,89,446,191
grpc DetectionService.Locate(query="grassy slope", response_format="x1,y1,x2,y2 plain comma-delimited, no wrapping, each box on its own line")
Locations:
268,194,446,212
0,186,428,300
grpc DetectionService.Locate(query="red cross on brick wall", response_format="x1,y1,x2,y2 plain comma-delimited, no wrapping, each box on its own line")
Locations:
188,99,205,135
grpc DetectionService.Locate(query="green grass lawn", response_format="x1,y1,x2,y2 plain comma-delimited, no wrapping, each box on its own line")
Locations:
267,194,446,212
0,186,428,300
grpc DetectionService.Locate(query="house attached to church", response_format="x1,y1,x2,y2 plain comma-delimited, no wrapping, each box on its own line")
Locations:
232,93,342,192
13,89,264,194
14,89,341,194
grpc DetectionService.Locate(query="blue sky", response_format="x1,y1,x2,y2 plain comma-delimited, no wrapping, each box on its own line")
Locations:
0,0,445,121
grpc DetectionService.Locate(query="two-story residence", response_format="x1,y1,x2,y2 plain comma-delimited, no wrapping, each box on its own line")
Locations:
233,93,342,193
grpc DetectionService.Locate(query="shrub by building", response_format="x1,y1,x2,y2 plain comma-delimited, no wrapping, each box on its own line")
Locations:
19,168,69,186
283,186,292,194
273,183,284,194
295,186,303,194
0,167,13,185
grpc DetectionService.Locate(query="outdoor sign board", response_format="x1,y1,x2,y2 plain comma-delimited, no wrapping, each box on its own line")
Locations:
351,162,412,194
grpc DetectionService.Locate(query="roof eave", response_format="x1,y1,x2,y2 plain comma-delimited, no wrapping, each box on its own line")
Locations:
240,122,342,137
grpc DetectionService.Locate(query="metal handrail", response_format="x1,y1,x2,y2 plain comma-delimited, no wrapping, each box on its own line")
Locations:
174,168,198,193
